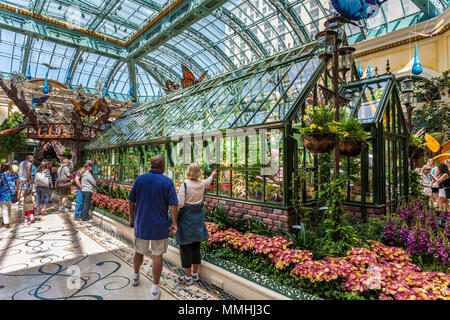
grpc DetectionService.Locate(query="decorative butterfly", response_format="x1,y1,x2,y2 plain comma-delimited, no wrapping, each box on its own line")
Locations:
165,79,180,92
32,95,50,106
181,64,208,89
71,98,104,118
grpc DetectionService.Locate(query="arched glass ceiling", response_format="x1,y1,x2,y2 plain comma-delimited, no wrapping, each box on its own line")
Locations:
0,0,447,101
109,62,131,96
71,52,118,89
136,64,161,100
0,30,26,77
28,39,76,83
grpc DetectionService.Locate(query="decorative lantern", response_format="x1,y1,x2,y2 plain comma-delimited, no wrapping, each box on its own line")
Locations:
401,77,414,106
338,46,356,82
315,30,338,62
324,16,346,40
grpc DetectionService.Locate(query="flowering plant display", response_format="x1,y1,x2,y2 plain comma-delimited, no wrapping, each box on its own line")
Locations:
206,222,450,300
293,105,339,135
337,117,369,141
384,200,449,267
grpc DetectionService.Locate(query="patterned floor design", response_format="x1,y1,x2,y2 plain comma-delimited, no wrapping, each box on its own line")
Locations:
0,201,235,300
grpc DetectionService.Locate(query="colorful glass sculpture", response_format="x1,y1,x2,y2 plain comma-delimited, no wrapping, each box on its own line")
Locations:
358,59,363,77
331,0,388,21
42,72,49,94
412,43,423,75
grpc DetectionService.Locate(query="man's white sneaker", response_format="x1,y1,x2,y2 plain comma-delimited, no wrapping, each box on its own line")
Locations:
131,273,140,286
151,288,161,300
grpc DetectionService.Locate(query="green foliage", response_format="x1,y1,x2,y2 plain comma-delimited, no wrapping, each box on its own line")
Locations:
338,117,368,141
96,183,130,200
412,70,450,136
351,217,386,243
293,105,339,135
316,176,366,257
247,217,272,237
409,133,425,149
0,112,27,159
205,204,248,233
409,170,426,201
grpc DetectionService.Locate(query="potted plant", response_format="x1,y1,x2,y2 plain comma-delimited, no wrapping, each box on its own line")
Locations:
409,132,425,159
294,105,339,153
337,117,368,157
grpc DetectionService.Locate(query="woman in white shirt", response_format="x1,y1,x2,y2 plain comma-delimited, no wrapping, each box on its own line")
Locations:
176,163,216,285
420,165,432,205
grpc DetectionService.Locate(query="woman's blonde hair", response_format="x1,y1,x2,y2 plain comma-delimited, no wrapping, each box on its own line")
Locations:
186,163,202,180
37,160,48,172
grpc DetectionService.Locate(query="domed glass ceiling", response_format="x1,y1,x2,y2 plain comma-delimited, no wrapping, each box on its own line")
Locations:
0,0,446,102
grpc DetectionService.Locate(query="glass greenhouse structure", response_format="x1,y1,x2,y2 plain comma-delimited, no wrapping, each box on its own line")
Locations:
85,43,409,220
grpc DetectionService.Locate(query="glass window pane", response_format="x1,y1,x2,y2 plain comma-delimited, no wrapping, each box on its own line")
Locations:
232,171,247,199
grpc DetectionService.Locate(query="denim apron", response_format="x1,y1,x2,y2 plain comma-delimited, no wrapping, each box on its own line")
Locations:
175,184,209,245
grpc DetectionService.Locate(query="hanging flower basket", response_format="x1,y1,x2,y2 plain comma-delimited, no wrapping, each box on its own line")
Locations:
302,132,337,153
339,140,366,157
409,146,424,159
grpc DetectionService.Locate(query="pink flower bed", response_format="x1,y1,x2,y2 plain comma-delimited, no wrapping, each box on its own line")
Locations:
206,223,450,300
71,189,129,216
91,192,129,216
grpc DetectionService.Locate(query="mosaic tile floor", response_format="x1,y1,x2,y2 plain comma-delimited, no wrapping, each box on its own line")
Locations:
0,202,234,300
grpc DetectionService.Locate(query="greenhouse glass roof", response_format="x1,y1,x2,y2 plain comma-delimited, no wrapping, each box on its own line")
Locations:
85,43,322,149
0,0,446,102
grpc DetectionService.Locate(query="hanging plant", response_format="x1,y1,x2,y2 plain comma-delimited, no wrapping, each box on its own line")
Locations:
409,132,425,159
337,117,368,157
294,105,339,154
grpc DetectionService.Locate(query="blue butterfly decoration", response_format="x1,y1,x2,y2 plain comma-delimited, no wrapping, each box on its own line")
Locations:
32,95,50,106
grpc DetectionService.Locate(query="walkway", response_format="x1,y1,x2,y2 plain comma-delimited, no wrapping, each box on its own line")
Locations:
0,202,233,300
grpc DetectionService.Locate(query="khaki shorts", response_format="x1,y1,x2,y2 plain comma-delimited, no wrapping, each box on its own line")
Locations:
134,237,168,256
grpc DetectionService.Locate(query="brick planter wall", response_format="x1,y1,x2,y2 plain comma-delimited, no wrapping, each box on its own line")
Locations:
204,196,295,231
97,180,382,229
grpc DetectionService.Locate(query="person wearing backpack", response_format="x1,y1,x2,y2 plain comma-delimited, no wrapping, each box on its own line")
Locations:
56,159,72,212
35,160,53,215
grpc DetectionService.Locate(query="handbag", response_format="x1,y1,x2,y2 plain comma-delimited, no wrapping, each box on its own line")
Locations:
35,171,49,187
56,166,72,189
168,182,187,226
1,173,18,203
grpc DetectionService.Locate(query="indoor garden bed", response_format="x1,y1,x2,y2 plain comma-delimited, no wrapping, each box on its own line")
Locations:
69,183,450,300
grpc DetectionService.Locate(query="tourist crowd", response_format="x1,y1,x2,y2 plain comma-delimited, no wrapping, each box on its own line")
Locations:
419,158,450,212
0,155,97,226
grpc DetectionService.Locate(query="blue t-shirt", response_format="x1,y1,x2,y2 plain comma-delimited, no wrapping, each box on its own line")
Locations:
129,170,178,240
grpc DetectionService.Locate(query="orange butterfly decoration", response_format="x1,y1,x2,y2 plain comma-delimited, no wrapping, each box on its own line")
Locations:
71,98,104,118
165,79,180,92
181,64,208,89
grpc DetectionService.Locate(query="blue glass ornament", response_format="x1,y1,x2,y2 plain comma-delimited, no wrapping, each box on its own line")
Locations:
358,59,363,77
129,83,134,96
368,64,372,78
31,94,36,110
26,64,32,80
42,72,49,94
411,43,423,75
66,65,71,81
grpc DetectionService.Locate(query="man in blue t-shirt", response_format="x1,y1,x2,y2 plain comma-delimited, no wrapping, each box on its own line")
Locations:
128,155,178,300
